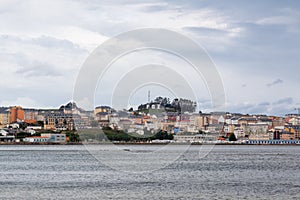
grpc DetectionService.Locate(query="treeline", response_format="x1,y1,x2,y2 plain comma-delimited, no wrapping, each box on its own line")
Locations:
103,127,173,142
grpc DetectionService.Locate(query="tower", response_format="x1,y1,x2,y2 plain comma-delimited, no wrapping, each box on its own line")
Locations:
9,106,24,123
148,90,150,103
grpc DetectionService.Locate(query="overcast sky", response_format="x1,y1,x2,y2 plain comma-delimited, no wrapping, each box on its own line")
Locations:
0,0,299,116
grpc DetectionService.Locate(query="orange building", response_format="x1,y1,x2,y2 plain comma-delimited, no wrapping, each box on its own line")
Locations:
284,126,300,140
9,106,24,123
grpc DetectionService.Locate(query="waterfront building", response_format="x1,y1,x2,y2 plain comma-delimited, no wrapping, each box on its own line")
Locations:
284,125,300,140
0,135,15,142
23,133,66,143
244,123,271,140
174,133,218,143
41,133,66,143
23,136,50,143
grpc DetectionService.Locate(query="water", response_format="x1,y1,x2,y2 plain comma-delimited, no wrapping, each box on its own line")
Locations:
0,145,299,199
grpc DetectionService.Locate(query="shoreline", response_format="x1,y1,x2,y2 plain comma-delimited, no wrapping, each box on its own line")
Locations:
0,142,299,146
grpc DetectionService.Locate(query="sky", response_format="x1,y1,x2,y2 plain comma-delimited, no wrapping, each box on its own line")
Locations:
0,0,300,116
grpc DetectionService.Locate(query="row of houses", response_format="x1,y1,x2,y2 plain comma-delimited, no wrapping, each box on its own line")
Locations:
0,102,94,131
0,133,66,143
1,102,300,142
23,133,66,143
91,107,300,141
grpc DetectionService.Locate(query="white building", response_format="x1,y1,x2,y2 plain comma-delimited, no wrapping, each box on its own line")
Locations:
23,136,49,143
27,126,42,130
41,133,66,143
24,133,66,143
174,134,218,143
0,129,8,136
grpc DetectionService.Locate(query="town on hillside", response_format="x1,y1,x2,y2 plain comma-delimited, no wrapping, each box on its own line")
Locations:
0,97,300,144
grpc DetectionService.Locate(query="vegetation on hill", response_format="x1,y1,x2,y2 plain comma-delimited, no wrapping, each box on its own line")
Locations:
137,96,197,113
78,127,173,142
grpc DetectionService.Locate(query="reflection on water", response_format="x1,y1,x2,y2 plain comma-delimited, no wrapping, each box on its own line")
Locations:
0,145,299,199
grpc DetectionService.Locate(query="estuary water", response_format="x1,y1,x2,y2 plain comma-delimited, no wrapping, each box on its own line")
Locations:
0,145,299,200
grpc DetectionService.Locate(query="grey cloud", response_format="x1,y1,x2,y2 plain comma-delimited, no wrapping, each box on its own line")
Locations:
246,103,270,115
140,3,170,12
0,34,87,53
184,26,227,35
258,102,270,106
227,103,255,114
16,60,62,77
227,98,295,116
273,97,293,105
32,36,86,52
266,79,283,87
227,101,270,115
268,105,295,116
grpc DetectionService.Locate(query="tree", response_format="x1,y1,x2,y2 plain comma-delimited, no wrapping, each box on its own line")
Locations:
65,131,81,142
229,133,237,141
151,130,173,140
171,98,181,112
179,98,197,113
16,132,31,139
154,96,163,104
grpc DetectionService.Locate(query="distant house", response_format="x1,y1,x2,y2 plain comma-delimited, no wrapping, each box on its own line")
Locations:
0,107,9,127
0,129,8,136
226,117,239,125
238,117,258,125
94,106,112,126
8,123,20,129
26,126,42,130
44,113,74,130
26,129,36,135
25,125,42,135
0,135,15,142
23,108,39,124
94,106,112,115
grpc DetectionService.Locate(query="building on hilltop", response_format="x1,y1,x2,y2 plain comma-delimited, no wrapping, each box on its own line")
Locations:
94,106,112,127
